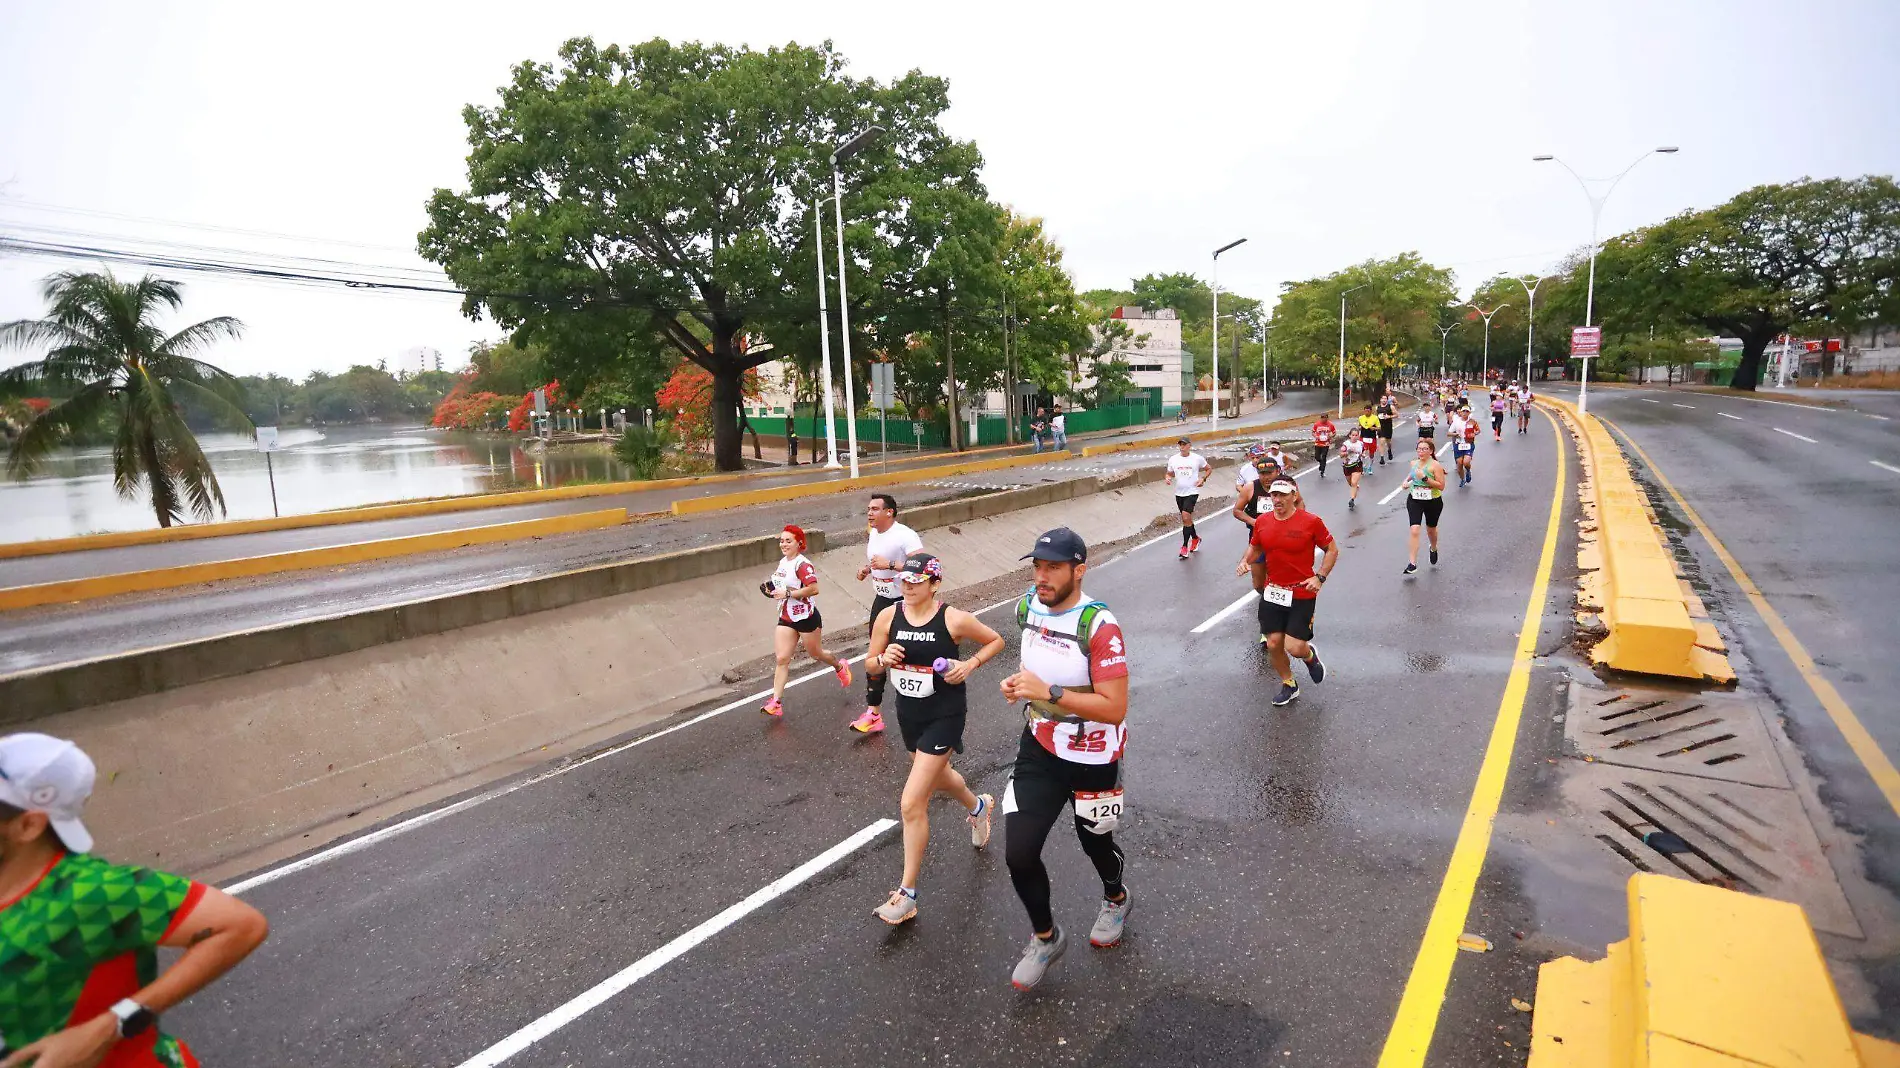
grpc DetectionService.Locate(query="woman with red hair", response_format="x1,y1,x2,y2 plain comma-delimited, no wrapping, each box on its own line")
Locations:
761,525,852,716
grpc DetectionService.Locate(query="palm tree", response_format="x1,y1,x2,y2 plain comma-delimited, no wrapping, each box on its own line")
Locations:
1,270,249,528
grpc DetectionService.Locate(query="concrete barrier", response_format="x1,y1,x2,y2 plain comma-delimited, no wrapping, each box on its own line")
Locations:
0,508,630,613
1540,397,1733,682
13,479,1179,875
1530,873,1899,1066
669,449,1073,515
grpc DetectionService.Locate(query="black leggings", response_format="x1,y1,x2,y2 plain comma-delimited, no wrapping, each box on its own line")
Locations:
864,595,903,706
1313,445,1329,473
1005,729,1125,933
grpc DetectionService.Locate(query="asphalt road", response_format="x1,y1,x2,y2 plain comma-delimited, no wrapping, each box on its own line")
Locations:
1542,381,1900,895
166,406,1574,1066
0,394,1340,589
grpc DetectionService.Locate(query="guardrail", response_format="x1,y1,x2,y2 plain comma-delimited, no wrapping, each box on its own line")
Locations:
1530,873,1899,1066
1540,396,1733,682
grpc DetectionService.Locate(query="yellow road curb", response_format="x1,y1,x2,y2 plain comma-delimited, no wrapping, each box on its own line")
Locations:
669,450,1073,516
0,508,628,612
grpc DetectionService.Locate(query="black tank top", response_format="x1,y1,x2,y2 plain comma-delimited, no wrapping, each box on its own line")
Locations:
888,602,965,720
1244,476,1269,518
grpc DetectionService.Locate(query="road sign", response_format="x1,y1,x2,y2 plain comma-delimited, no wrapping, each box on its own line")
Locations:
533,388,548,415
1012,380,1039,397
1571,326,1602,358
869,362,895,410
254,426,280,452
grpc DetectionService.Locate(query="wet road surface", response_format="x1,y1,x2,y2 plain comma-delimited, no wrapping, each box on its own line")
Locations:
168,406,1574,1066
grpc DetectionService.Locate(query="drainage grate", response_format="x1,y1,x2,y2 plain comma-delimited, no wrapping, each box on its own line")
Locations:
1566,684,1790,788
1571,764,1860,938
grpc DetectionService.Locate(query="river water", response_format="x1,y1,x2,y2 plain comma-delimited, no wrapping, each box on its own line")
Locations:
0,425,639,543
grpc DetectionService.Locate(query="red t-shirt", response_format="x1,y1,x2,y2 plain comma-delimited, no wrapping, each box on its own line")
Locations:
1250,509,1334,600
1312,419,1335,445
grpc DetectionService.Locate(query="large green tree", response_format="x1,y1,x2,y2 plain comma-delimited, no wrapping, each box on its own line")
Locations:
1585,176,1900,390
0,271,249,528
1269,252,1456,400
421,37,985,469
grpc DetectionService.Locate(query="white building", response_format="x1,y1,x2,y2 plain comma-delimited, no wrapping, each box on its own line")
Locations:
975,305,1186,414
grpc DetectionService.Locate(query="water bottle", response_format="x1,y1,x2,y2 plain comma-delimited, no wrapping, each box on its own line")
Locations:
932,657,951,674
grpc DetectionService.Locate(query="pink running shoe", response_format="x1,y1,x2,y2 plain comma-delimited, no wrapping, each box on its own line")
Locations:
849,708,884,734
834,661,853,688
761,697,784,717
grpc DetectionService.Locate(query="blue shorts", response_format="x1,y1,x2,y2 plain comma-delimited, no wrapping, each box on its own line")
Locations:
1454,443,1474,456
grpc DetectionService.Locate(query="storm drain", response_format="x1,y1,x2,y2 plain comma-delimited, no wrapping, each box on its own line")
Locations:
1569,764,1860,938
1565,685,1790,789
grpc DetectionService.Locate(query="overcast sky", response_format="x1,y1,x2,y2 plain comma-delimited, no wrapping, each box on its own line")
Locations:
2,0,1895,380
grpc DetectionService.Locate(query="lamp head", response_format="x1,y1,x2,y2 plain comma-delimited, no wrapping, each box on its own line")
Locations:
1656,146,1679,153
1531,155,1554,162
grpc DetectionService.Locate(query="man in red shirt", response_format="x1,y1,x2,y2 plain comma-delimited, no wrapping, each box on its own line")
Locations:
1310,415,1336,478
1242,479,1339,707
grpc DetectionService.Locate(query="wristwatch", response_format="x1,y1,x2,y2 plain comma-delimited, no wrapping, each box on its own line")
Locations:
1047,684,1066,704
110,998,156,1038
1316,573,1328,584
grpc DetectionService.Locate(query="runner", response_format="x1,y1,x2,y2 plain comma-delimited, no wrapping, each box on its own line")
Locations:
1376,392,1398,462
761,525,853,717
1402,439,1449,575
1310,413,1336,478
999,528,1133,988
1357,404,1381,464
1454,405,1480,486
1415,398,1438,444
1340,427,1369,510
1261,441,1295,476
1517,383,1534,434
865,553,1007,925
1239,479,1337,707
0,733,270,1067
1165,438,1211,560
853,494,925,734
1232,443,1261,508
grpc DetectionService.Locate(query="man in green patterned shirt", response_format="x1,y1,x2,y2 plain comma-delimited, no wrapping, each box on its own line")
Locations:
0,734,268,1067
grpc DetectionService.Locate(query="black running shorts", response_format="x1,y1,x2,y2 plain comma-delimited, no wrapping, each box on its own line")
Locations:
1258,595,1318,642
900,712,966,755
1378,419,1395,438
868,593,902,630
777,609,823,634
1175,494,1199,514
1406,496,1445,528
1418,426,1435,439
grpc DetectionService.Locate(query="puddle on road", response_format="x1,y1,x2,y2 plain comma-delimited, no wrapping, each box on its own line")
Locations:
1404,651,1450,674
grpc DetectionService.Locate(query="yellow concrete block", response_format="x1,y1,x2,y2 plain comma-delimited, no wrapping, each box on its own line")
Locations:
1692,620,1724,651
1856,1033,1900,1068
1629,873,1861,1067
1691,646,1739,685
1599,596,1701,678
1529,942,1633,1067
1645,1033,1757,1066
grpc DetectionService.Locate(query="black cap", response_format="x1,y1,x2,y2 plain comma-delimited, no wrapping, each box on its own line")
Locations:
899,551,943,582
1021,527,1087,564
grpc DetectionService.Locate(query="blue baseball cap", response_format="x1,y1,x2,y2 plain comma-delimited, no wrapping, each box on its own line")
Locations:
1022,527,1087,564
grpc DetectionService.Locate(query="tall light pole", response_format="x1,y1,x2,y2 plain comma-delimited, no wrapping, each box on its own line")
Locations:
1437,322,1459,379
1533,146,1678,415
1260,316,1274,403
830,126,884,478
1513,276,1549,384
1210,238,1247,432
1465,302,1511,383
812,202,842,469
1338,282,1369,416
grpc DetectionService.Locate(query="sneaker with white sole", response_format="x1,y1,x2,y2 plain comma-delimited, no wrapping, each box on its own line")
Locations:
874,889,917,925
1303,642,1325,684
1271,681,1300,707
1089,894,1130,948
969,793,994,848
1011,926,1068,990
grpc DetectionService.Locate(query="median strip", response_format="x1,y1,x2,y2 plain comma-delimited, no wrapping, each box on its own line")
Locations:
0,508,629,613
668,449,1072,515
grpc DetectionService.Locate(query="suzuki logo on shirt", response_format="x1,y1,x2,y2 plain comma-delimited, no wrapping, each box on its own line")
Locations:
1107,635,1123,655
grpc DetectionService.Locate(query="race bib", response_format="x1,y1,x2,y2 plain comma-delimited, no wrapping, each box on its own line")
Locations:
1410,486,1435,500
1262,584,1295,607
890,665,935,699
784,598,813,622
1074,788,1125,834
872,577,901,599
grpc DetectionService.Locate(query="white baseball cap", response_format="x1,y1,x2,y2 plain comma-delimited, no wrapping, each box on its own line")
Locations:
0,733,96,853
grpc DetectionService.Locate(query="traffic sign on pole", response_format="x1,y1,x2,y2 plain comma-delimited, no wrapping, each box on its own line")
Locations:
1571,326,1602,358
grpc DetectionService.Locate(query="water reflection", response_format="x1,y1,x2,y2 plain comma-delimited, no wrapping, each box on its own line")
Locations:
0,425,638,542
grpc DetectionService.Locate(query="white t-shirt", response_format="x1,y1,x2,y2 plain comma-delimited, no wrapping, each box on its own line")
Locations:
865,521,924,600
1417,408,1438,428
772,554,818,622
1234,461,1258,489
1264,447,1291,471
1051,414,1065,434
1166,453,1209,494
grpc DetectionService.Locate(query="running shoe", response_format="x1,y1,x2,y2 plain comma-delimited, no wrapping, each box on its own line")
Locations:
1271,681,1301,707
1348,499,1356,510
834,661,853,688
1304,643,1326,683
761,697,784,717
1011,926,1068,990
1090,893,1131,948
1178,547,1190,560
874,889,917,925
1189,536,1202,553
1259,633,1269,644
1403,562,1418,575
969,793,995,848
849,708,884,734
1430,550,1439,566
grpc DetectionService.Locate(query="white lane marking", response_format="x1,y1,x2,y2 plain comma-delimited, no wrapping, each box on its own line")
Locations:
1868,414,1892,421
454,818,899,1068
1873,461,1900,475
1191,591,1256,634
1672,403,1696,409
1773,428,1818,443
1719,413,1743,421
1642,398,1662,404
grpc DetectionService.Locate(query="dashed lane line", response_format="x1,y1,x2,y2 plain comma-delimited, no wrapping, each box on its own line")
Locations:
1873,461,1900,476
1720,413,1743,420
1672,403,1696,409
1774,427,1819,443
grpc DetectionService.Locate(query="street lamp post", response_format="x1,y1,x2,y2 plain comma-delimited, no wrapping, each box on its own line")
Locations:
812,201,841,469
1533,147,1678,415
1338,283,1369,416
1210,238,1248,433
1437,322,1458,379
1513,276,1548,384
830,126,885,478
1465,302,1511,384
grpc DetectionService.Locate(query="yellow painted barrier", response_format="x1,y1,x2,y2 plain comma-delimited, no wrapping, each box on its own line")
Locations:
0,508,628,612
1531,873,1899,1066
1540,396,1732,682
670,451,1073,516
